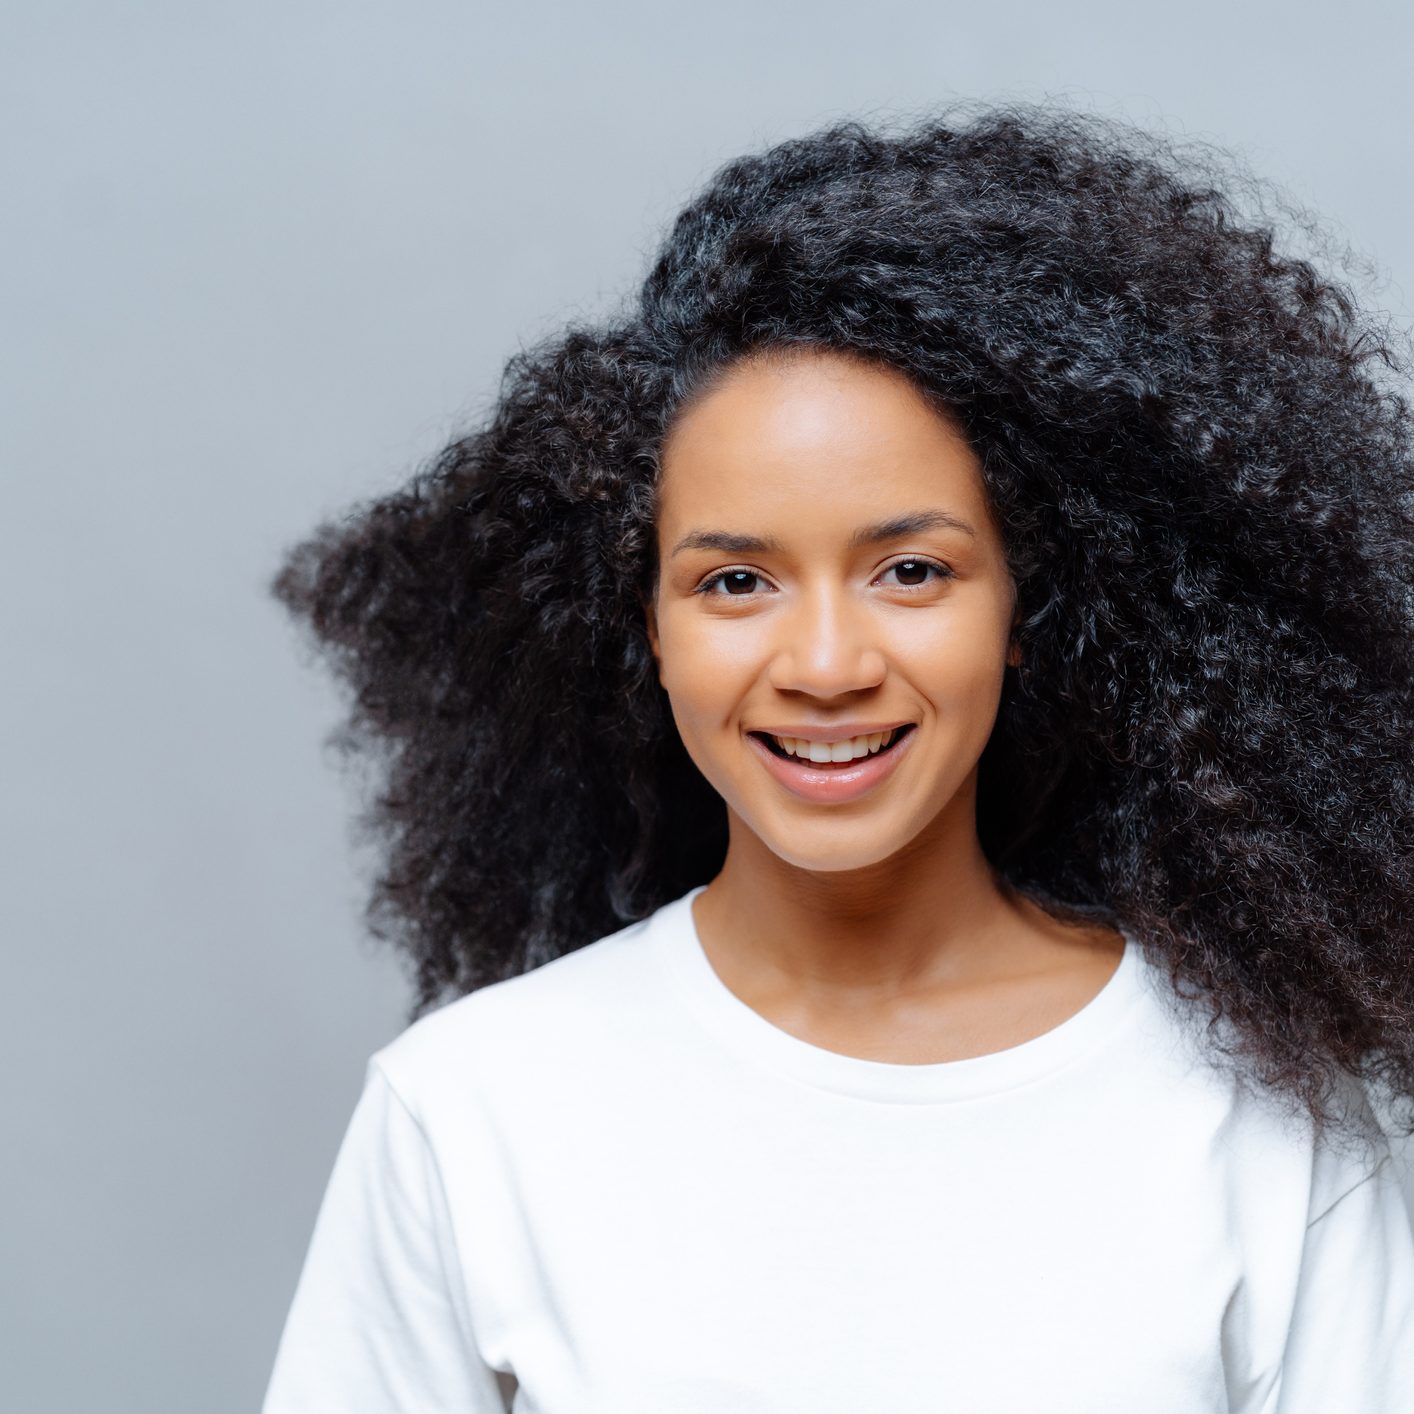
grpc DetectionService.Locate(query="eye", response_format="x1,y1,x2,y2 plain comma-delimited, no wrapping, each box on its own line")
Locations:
877,557,953,591
693,567,771,597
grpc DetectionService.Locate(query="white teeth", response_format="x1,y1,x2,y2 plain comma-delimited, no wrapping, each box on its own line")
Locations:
769,729,899,761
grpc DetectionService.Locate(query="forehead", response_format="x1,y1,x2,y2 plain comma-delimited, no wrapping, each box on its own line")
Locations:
658,348,990,526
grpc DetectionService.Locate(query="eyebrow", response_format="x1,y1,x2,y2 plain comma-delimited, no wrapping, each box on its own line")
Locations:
668,508,976,559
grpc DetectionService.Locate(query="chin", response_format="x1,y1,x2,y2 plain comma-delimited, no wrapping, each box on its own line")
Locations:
750,816,919,874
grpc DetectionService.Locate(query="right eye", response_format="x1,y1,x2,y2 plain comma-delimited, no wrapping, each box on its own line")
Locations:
694,568,772,597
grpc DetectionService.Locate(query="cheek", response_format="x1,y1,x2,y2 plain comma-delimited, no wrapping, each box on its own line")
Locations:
892,616,1007,698
657,618,744,727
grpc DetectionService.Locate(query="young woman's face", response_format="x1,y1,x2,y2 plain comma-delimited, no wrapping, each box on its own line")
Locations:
645,348,1019,873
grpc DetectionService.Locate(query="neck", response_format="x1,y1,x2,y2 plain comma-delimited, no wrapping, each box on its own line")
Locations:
695,794,1038,1002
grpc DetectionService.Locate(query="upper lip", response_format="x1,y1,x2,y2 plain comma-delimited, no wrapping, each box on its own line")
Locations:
749,721,915,742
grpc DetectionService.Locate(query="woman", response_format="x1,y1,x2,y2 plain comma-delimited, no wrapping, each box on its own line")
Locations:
260,100,1414,1411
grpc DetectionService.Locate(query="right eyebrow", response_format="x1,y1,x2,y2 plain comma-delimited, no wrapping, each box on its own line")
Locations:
669,529,786,558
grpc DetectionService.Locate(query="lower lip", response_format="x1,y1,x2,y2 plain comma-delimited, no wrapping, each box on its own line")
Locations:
746,726,918,804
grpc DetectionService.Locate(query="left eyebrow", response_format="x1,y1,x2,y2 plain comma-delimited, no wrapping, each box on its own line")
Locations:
847,509,976,548
669,508,976,559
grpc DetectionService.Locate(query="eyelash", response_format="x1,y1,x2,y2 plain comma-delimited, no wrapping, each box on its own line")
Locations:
692,557,955,598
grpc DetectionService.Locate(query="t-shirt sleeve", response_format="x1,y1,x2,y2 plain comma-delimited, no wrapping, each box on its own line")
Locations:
260,1057,510,1413
1273,1141,1414,1411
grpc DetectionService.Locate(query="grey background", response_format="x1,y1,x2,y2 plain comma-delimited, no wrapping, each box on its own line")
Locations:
4,3,1412,1409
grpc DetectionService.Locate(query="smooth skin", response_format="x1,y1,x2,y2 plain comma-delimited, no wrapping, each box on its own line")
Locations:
643,347,1125,1064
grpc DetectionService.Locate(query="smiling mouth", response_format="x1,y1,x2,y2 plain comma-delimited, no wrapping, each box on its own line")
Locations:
751,724,916,769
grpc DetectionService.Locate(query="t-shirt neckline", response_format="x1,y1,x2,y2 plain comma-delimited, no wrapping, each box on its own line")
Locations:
653,883,1147,1103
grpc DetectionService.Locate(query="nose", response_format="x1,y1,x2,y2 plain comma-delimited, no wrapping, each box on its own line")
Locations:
765,582,887,698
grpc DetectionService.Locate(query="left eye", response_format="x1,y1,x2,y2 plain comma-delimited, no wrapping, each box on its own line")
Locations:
880,558,952,589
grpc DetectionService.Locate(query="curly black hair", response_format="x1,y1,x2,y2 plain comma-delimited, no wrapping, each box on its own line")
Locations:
270,98,1414,1147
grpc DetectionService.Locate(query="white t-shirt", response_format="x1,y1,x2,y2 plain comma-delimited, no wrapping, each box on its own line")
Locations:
261,883,1414,1413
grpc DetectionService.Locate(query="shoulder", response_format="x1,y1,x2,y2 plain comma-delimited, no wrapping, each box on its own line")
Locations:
369,910,659,1118
1122,943,1395,1218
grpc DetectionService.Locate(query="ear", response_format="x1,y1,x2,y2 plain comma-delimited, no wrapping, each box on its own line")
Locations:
640,591,662,678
